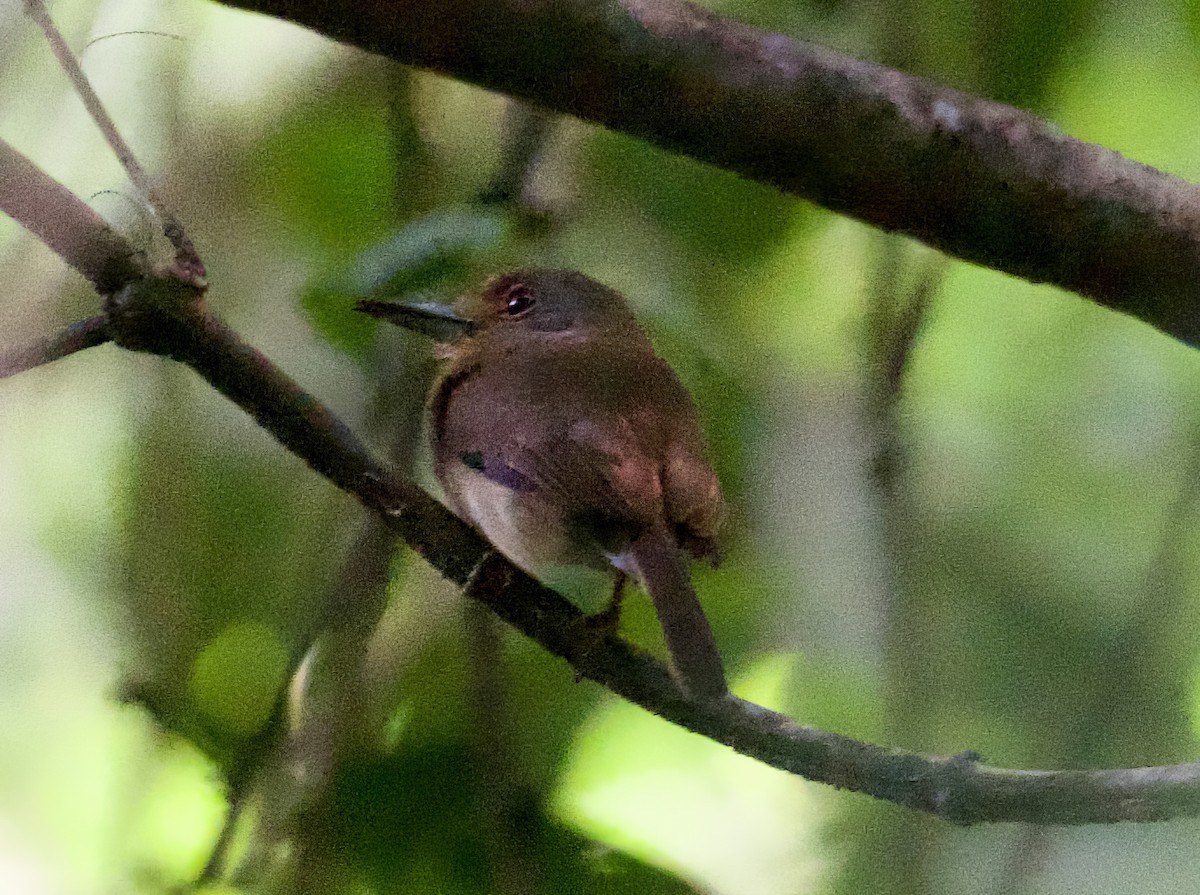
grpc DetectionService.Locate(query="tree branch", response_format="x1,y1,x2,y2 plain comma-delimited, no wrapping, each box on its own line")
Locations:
213,0,1200,348
0,137,142,293
0,314,112,378
87,269,1200,825
9,8,1200,826
23,0,206,280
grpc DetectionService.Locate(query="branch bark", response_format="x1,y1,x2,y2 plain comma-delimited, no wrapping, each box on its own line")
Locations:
0,137,142,293
215,0,1200,347
0,314,111,378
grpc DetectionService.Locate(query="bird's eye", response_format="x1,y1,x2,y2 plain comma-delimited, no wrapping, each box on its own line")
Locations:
504,285,534,316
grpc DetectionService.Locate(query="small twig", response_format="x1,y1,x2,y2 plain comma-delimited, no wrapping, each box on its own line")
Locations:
861,248,946,888
23,0,205,283
866,251,945,492
197,692,290,883
83,30,184,53
990,434,1200,893
464,601,542,895
0,315,112,379
202,512,395,886
877,257,945,400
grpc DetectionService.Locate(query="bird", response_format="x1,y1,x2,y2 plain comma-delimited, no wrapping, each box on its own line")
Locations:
358,269,728,699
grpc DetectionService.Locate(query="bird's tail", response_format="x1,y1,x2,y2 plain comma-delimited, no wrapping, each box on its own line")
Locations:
629,525,728,700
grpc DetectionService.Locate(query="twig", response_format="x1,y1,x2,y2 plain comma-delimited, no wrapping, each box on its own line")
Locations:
477,102,557,208
861,249,946,887
0,315,111,379
83,30,184,53
464,600,542,895
876,257,945,400
197,692,289,883
990,435,1200,892
23,0,205,282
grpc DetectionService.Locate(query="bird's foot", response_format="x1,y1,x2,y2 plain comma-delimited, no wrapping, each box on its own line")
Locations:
568,574,626,679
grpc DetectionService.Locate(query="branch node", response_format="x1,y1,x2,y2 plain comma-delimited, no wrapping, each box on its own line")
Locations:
103,272,206,359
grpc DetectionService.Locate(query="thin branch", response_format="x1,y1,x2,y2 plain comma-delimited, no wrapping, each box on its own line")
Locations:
0,315,111,379
464,601,542,895
197,691,289,883
23,0,205,282
214,0,1200,348
875,258,945,401
202,492,400,886
859,251,946,887
865,252,944,494
83,30,184,53
991,435,1200,892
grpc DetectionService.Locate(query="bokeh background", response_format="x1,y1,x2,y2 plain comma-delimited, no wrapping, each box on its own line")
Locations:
5,0,1200,892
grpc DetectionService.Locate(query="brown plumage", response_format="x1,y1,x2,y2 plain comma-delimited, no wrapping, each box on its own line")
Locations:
362,269,727,699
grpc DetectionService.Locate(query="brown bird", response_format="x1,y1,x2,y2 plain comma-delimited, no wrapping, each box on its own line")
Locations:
358,269,728,699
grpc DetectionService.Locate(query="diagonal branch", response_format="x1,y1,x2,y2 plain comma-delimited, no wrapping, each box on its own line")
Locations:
6,186,1200,822
23,0,206,281
213,0,1200,348
0,137,143,293
91,269,1200,825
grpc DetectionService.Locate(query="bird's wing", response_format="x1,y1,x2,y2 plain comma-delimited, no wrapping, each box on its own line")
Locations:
435,338,718,554
458,415,659,551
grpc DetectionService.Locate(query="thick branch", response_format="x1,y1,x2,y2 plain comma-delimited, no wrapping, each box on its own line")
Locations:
215,0,1200,347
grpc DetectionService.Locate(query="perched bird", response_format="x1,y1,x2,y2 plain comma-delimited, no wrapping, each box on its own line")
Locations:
358,269,728,699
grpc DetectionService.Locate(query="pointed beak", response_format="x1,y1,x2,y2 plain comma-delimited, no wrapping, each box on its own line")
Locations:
355,299,475,342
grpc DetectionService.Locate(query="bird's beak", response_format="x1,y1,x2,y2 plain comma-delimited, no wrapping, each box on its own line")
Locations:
355,299,475,342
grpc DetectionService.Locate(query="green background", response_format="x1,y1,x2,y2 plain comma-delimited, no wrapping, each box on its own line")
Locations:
3,0,1200,891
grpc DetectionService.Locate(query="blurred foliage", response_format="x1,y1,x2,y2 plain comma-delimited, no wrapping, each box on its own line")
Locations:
6,0,1200,893
302,205,509,364
327,744,700,894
